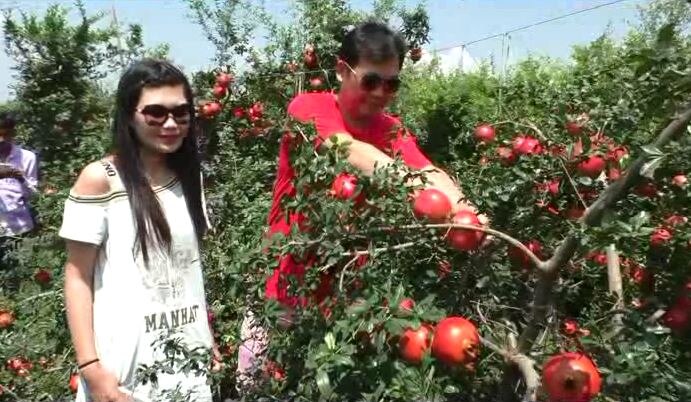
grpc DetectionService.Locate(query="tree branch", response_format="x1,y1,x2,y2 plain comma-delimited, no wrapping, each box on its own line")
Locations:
394,223,548,271
606,244,624,332
491,120,545,140
480,336,539,402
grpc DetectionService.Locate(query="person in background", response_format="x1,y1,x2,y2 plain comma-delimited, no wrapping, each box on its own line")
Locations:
0,111,38,266
236,21,487,392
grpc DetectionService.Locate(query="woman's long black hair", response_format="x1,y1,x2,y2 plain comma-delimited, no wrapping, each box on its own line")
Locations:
112,58,207,264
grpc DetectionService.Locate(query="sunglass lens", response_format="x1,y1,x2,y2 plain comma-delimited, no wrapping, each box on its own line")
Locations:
383,78,401,93
361,73,383,92
171,104,191,119
141,105,169,119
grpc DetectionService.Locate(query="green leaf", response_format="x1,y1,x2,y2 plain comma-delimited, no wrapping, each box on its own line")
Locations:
641,145,664,157
655,23,675,48
640,156,665,179
316,369,333,397
324,332,336,350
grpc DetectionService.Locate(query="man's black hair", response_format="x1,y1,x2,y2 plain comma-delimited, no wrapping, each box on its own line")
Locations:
338,21,407,69
0,112,17,130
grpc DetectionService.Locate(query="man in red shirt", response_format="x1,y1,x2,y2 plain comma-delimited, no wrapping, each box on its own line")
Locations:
237,21,485,392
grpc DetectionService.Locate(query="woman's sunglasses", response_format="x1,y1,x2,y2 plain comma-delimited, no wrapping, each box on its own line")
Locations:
136,104,191,126
343,61,401,94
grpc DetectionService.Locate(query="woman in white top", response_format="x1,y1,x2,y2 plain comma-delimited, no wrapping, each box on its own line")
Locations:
60,59,215,402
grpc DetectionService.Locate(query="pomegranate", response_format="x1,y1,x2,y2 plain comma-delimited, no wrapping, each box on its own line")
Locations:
672,174,688,188
264,360,286,381
330,173,360,201
507,240,543,271
399,324,433,364
576,155,606,179
662,296,690,333
201,101,222,118
542,352,602,402
286,61,299,73
409,47,422,62
629,264,654,290
606,146,628,163
398,298,415,315
413,189,452,222
512,135,543,155
447,210,485,251
303,45,318,69
215,72,233,88
473,124,495,143
535,179,560,196
549,144,567,158
69,373,79,393
0,309,14,329
587,251,608,266
561,319,580,336
248,101,264,122
497,146,517,166
34,268,52,284
634,182,658,198
437,260,452,279
212,84,227,99
650,227,673,247
565,121,583,135
232,107,245,119
565,205,585,220
607,167,622,182
431,317,480,367
664,214,688,227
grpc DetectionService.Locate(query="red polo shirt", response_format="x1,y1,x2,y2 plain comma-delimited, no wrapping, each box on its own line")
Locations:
265,92,432,306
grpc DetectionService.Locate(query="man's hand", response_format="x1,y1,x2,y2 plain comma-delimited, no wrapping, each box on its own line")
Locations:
0,165,23,180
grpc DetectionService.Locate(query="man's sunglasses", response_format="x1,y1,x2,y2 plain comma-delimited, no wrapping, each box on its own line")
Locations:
343,61,401,94
136,104,191,126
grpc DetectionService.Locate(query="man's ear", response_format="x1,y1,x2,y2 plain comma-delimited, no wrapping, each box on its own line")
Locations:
335,59,347,83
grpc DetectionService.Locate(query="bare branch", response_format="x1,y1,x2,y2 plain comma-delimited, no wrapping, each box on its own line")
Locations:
338,253,363,293
395,223,548,271
480,336,539,402
491,120,545,140
606,244,624,332
317,242,416,272
558,158,589,210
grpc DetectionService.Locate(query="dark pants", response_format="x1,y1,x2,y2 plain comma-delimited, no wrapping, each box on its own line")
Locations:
0,235,24,293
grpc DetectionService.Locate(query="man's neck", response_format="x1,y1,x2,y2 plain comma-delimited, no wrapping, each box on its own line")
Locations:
335,94,375,130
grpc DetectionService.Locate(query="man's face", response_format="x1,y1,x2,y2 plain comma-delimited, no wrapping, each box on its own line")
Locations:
337,57,401,120
0,127,14,142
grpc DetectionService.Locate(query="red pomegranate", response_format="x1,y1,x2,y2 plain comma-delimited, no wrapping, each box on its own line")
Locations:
473,124,496,143
512,135,543,155
413,189,452,222
431,317,480,368
447,210,485,251
399,324,433,364
542,352,602,402
576,155,606,179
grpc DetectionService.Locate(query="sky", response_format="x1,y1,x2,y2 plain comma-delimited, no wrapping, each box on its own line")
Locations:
0,0,649,101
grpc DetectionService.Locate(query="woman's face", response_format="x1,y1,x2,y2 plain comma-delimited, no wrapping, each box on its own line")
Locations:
131,85,190,155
